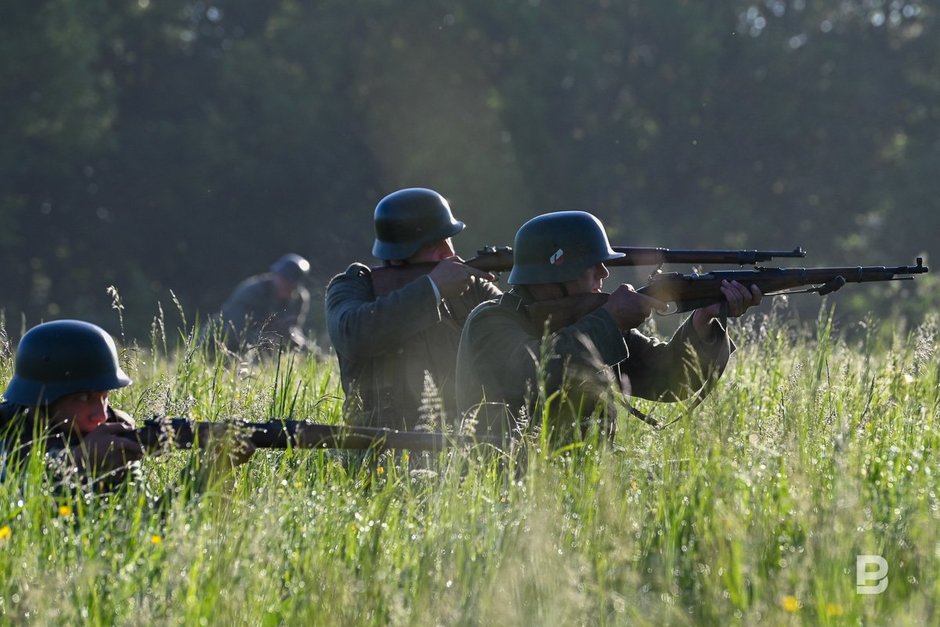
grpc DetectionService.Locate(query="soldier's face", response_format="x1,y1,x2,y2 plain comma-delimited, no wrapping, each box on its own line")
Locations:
565,263,610,295
49,391,110,434
408,238,456,264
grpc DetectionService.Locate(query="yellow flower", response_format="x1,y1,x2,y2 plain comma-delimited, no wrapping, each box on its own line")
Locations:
401,453,410,463
781,595,800,612
0,526,11,542
150,535,162,545
58,505,73,517
377,466,385,476
825,603,844,617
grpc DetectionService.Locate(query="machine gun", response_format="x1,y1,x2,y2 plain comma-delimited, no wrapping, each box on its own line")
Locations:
135,417,502,452
370,245,807,297
527,258,929,332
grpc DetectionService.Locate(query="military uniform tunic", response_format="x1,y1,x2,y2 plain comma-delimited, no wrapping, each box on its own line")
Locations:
455,290,734,440
219,273,310,351
326,263,501,430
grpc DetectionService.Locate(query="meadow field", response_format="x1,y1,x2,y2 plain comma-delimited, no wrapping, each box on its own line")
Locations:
1,303,938,625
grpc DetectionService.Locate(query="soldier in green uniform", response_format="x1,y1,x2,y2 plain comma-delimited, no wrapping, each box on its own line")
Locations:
455,211,762,442
218,253,313,354
0,320,252,490
1,320,142,487
326,188,501,430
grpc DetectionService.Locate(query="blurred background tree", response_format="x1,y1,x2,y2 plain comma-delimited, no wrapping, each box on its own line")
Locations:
1,0,937,341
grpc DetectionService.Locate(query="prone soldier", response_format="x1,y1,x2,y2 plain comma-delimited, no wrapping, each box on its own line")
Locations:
0,320,252,490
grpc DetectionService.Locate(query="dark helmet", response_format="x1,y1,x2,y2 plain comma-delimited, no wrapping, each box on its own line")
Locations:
372,188,465,260
508,211,625,285
3,320,132,406
270,253,310,283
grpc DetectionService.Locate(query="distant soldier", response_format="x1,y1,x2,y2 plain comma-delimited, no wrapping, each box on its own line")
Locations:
456,211,762,443
0,320,253,490
218,253,313,354
326,188,501,430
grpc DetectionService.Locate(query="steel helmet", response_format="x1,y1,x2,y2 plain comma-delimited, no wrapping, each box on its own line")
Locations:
270,253,311,283
3,320,132,406
371,188,465,260
508,211,625,285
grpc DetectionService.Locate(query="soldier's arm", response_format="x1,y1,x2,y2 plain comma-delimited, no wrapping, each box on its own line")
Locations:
61,422,144,486
472,275,504,302
268,287,309,337
294,286,311,328
620,316,734,402
325,264,451,360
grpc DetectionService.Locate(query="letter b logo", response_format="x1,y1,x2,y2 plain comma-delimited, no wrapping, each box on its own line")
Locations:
856,555,888,595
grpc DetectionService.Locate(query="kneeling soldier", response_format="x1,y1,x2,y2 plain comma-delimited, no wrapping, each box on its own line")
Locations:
456,211,762,443
326,188,501,430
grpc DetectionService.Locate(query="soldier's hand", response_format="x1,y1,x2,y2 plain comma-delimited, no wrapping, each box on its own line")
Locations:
73,422,144,477
692,281,762,336
427,257,497,300
602,284,667,331
699,281,762,318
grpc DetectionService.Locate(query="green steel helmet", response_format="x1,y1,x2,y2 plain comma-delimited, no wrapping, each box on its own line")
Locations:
270,253,310,283
3,320,132,406
371,188,466,260
508,211,625,285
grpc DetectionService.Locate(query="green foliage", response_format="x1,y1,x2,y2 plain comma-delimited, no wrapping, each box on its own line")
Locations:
2,0,938,336
2,310,940,623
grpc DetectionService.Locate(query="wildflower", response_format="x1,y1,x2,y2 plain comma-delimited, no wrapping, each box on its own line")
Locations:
781,595,800,612
377,466,385,476
825,603,844,617
401,453,410,463
58,505,73,517
150,535,162,545
0,526,10,542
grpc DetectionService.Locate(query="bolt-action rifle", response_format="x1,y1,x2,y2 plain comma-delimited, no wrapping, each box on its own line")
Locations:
527,258,929,332
370,245,807,297
135,417,501,452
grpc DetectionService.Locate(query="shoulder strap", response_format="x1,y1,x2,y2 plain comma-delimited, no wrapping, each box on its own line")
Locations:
498,291,526,312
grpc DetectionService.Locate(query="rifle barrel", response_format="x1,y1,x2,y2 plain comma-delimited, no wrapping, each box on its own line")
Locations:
608,246,807,267
137,418,502,451
639,259,928,312
466,246,808,273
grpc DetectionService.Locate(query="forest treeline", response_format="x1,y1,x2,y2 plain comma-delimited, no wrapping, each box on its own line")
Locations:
2,0,937,341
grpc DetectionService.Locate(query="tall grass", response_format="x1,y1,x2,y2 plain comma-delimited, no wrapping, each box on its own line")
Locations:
1,303,938,625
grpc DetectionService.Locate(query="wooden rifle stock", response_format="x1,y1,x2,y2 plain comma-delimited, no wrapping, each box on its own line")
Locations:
136,418,502,451
369,245,806,297
526,258,928,331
